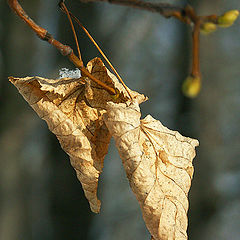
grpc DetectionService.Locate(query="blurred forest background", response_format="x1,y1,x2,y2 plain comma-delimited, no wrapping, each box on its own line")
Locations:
0,0,240,239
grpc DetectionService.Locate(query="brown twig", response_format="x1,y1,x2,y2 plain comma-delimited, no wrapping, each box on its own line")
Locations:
183,6,201,78
8,0,117,95
79,0,184,19
191,21,200,78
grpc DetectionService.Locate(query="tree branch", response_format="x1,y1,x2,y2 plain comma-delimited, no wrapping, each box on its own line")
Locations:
7,0,117,95
79,0,185,19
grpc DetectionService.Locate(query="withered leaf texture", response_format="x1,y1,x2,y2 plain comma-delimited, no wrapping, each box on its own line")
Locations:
9,55,199,238
104,100,199,240
9,57,143,213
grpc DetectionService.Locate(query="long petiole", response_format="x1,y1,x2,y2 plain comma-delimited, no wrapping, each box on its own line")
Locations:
59,1,82,61
59,5,133,100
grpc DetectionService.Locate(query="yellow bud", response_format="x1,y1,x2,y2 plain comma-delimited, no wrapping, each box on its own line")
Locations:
182,76,201,98
200,22,217,34
218,10,239,27
111,89,120,101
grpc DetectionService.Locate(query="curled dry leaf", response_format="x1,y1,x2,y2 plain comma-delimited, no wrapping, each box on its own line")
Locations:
104,100,199,240
9,57,144,213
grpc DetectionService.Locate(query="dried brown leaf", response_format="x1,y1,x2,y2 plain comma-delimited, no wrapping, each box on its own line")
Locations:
9,57,145,213
104,100,199,240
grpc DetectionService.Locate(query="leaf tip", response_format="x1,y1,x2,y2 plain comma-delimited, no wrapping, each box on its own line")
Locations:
8,76,15,83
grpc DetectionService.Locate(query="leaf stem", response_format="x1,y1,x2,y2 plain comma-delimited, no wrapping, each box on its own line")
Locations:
59,6,133,99
59,1,82,62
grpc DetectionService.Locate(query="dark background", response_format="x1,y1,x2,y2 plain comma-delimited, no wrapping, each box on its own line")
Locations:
0,0,240,239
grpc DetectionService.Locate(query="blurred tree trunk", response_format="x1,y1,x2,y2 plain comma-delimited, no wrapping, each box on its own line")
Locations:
0,1,47,239
0,1,94,239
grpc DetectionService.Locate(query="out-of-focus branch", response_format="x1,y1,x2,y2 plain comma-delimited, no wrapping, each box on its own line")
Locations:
79,0,187,20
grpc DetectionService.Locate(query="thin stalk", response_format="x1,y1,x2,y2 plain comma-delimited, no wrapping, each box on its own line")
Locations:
59,1,82,61
61,8,133,99
191,21,200,77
